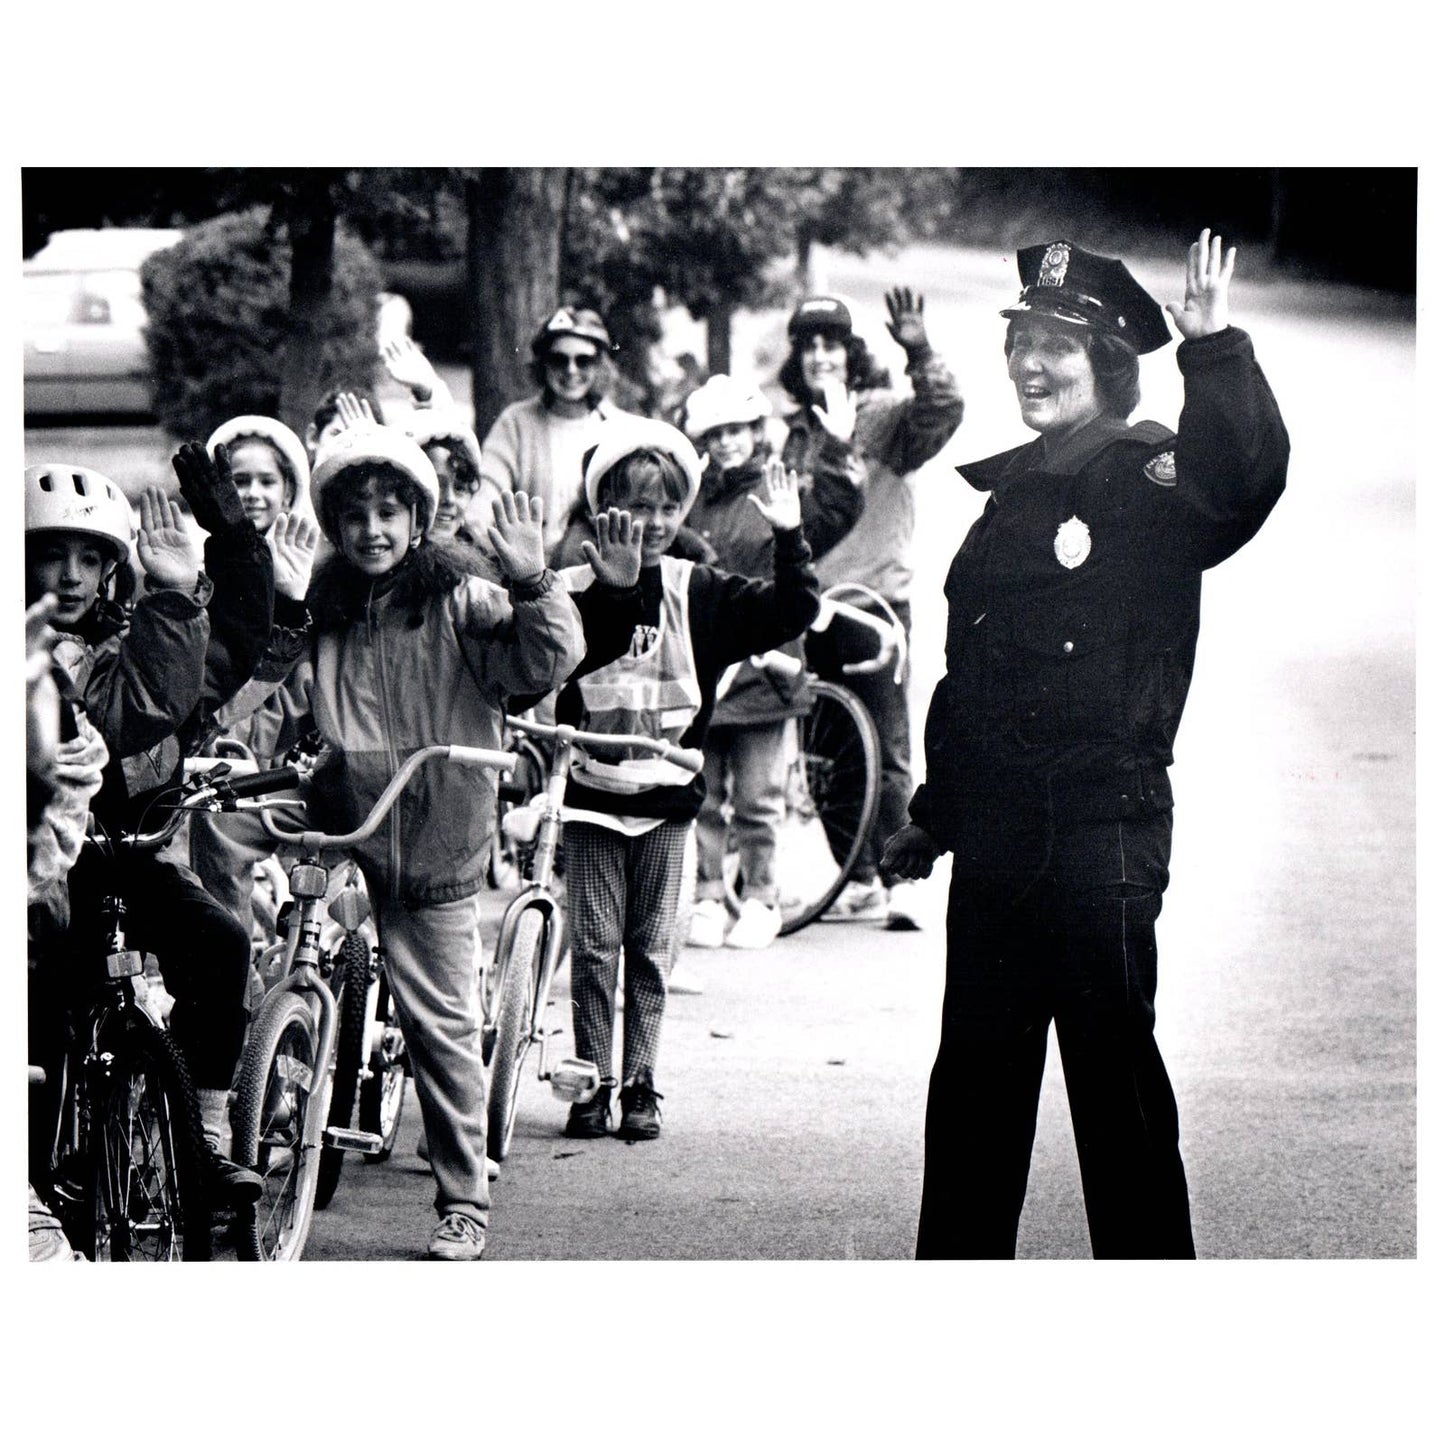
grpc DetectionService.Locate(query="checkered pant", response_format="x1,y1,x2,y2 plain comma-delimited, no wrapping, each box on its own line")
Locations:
564,819,688,1084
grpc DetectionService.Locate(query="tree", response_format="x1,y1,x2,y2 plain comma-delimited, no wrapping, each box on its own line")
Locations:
464,168,571,438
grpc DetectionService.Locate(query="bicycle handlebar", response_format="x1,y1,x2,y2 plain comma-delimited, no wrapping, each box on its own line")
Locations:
260,744,516,850
505,715,705,777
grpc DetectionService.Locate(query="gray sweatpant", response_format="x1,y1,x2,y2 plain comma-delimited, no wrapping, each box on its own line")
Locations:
371,890,490,1228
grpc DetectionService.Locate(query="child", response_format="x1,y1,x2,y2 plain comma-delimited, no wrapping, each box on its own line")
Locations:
554,416,821,1141
24,452,276,1210
189,417,318,939
681,373,863,949
302,423,584,1260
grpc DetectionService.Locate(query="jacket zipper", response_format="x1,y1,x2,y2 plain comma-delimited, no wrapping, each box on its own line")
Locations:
368,583,403,900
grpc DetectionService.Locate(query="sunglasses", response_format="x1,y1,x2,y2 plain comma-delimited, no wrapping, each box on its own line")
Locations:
547,350,600,374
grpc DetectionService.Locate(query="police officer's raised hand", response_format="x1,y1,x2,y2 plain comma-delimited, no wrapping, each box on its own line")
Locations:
884,286,929,353
267,512,320,601
581,507,643,589
748,459,803,531
1166,228,1235,340
811,378,856,442
487,491,548,585
135,487,202,592
879,822,943,884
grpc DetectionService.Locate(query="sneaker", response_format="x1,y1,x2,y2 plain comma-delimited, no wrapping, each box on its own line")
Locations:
428,1211,486,1261
564,1083,613,1139
885,881,924,932
617,1070,663,1142
687,898,729,949
724,898,782,950
821,878,889,923
418,1131,501,1181
203,1148,264,1207
667,963,705,995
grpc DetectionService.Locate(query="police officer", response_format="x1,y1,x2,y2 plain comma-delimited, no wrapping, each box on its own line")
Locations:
880,230,1290,1259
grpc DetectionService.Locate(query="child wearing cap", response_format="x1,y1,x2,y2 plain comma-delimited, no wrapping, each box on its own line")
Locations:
299,423,584,1260
553,417,821,1140
24,447,279,1214
681,373,864,950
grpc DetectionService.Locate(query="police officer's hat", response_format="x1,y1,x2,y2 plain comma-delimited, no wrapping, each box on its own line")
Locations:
1001,241,1171,355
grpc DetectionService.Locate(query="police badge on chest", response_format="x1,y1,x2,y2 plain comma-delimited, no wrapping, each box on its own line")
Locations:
1053,515,1092,570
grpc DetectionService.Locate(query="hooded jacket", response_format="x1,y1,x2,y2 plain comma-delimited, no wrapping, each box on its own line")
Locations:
300,540,584,905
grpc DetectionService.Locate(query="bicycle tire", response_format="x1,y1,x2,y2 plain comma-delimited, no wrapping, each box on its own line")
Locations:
357,971,406,1161
314,936,369,1208
85,1015,213,1261
773,679,882,935
231,990,327,1261
486,906,544,1164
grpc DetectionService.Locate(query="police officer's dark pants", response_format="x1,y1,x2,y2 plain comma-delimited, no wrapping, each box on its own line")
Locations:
808,598,913,881
916,817,1195,1260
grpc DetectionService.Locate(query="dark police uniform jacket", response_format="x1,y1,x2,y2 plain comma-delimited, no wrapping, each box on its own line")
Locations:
908,325,1289,872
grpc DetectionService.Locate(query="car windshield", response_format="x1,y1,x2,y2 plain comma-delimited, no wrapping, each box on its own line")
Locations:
23,268,146,328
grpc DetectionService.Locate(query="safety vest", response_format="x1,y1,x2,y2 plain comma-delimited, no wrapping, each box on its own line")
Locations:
566,556,702,794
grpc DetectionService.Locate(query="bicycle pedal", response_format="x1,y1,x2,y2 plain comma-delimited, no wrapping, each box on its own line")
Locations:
322,1126,384,1154
549,1057,601,1103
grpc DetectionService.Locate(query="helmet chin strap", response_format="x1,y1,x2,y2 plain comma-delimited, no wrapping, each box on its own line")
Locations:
409,502,422,548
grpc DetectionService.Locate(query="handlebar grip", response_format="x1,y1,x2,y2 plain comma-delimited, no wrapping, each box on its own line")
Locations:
225,766,301,799
659,745,705,775
445,745,518,776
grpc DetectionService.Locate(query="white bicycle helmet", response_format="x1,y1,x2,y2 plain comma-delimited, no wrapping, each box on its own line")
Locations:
25,464,136,566
583,416,703,515
205,415,313,519
310,422,439,536
402,409,483,481
682,374,772,440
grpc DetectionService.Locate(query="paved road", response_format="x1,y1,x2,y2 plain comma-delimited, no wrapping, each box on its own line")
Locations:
25,241,1415,1260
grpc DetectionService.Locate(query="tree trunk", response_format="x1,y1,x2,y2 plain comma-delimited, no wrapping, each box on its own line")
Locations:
278,173,341,436
466,168,570,439
705,297,733,376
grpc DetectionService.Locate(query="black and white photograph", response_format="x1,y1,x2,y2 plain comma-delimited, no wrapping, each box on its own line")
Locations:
5,10,1431,1439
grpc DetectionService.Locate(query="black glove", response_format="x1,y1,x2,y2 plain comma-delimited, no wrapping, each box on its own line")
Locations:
172,441,249,538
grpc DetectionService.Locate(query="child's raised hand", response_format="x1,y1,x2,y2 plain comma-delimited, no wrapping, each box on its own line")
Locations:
172,441,248,537
381,336,441,402
748,459,803,532
487,491,547,584
580,507,643,589
267,512,321,601
811,378,856,442
135,487,201,591
334,392,376,430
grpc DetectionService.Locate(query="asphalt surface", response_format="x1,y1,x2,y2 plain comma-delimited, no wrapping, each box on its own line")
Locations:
23,240,1416,1261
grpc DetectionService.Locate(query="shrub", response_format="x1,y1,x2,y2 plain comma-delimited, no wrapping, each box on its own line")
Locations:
140,206,382,440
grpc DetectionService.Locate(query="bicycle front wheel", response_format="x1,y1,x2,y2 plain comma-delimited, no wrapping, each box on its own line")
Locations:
486,906,544,1164
774,679,881,935
231,990,327,1261
87,1016,212,1261
315,936,369,1209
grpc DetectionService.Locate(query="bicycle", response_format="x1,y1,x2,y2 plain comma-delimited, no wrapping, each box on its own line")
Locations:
481,719,705,1164
713,583,899,934
30,762,289,1262
237,742,516,1260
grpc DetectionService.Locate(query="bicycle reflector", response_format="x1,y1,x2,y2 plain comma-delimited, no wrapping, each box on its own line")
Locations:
327,888,372,932
549,1058,601,1103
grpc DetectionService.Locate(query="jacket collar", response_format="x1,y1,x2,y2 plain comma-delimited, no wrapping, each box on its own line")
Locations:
958,415,1172,492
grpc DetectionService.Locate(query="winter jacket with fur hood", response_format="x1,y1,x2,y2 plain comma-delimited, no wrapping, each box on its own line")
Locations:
300,540,584,905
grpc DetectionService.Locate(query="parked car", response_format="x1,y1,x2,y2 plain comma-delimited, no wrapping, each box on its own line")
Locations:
23,229,183,418
24,226,412,421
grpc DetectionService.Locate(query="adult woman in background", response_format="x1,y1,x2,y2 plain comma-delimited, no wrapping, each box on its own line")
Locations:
477,308,626,556
778,289,963,929
882,231,1289,1259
